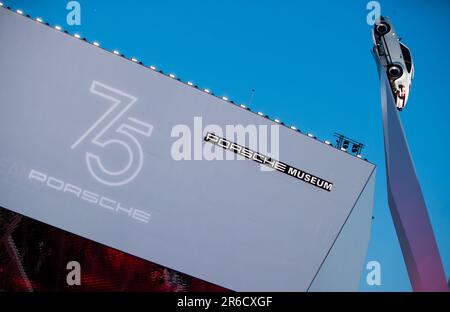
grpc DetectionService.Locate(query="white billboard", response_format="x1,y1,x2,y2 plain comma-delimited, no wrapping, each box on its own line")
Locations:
0,7,375,291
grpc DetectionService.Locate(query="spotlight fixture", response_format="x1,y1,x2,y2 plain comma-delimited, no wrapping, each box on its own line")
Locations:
343,140,349,149
334,133,364,157
352,143,361,154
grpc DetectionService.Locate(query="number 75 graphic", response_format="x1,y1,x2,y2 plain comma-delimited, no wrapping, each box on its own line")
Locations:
71,81,153,186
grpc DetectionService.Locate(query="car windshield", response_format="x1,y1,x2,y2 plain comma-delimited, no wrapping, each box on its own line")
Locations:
400,43,412,73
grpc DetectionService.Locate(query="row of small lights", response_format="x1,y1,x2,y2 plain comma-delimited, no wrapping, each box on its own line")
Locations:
2,3,365,160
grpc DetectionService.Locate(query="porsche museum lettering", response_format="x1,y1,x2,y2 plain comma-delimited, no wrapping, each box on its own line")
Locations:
204,133,333,192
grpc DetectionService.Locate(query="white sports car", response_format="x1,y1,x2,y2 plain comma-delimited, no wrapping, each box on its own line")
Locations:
372,16,414,111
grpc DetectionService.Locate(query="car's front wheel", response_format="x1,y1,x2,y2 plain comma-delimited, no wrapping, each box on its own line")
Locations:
375,22,391,35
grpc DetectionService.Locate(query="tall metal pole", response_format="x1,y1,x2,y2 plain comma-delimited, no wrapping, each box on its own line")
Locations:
377,64,448,291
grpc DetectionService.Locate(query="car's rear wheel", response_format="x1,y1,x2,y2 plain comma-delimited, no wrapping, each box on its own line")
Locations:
388,65,403,79
375,23,391,35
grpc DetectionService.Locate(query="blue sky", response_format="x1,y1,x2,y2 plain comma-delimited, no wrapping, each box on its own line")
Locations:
4,0,450,291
